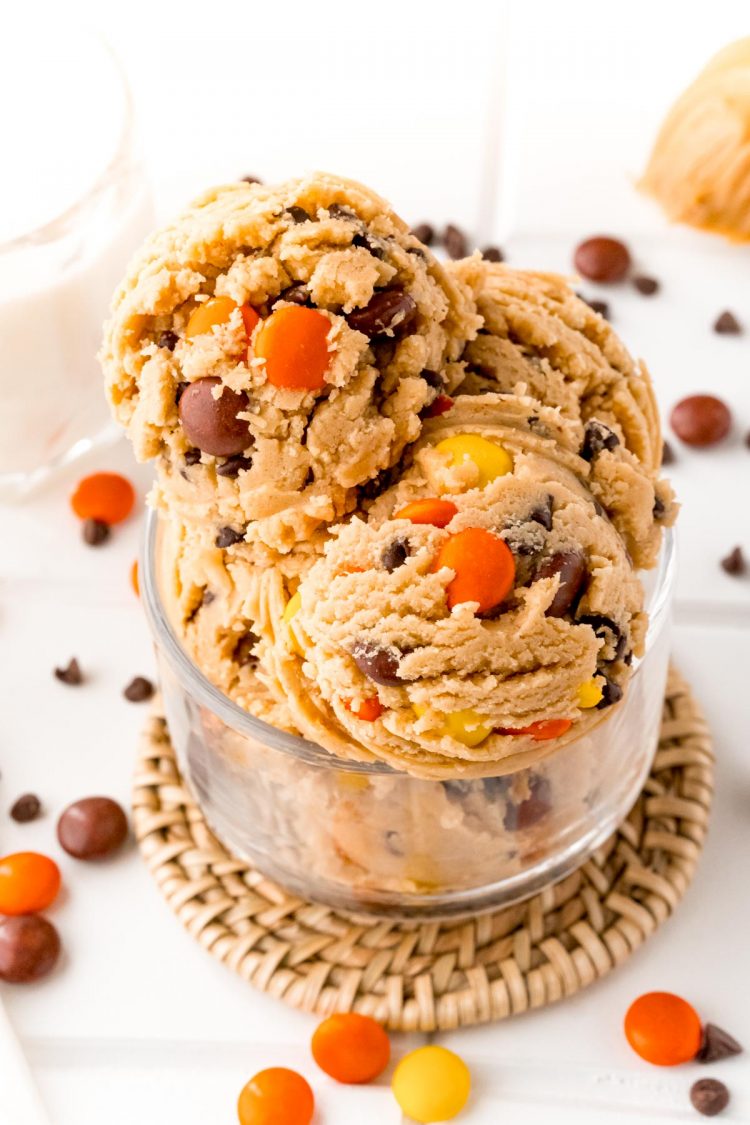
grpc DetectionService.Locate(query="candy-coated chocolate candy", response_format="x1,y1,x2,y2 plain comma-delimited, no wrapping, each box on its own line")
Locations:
185,295,238,338
577,677,604,709
71,472,135,524
435,433,513,486
57,797,128,860
433,527,515,612
0,915,61,983
0,853,61,916
237,1067,314,1125
311,1012,390,1083
391,1045,471,1122
345,696,384,722
394,498,458,528
414,704,492,748
179,377,251,457
624,992,702,1066
254,306,331,390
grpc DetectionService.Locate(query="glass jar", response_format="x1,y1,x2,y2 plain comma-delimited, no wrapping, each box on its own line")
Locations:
142,511,675,919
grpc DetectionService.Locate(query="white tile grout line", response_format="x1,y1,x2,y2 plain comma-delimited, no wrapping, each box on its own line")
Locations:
0,998,53,1125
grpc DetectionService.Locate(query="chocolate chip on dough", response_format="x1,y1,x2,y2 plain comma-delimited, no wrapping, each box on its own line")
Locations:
347,288,418,339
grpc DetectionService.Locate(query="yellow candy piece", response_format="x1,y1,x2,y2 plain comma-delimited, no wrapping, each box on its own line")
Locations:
282,591,305,657
578,677,604,709
392,1045,471,1123
435,433,513,487
185,295,237,338
414,704,492,748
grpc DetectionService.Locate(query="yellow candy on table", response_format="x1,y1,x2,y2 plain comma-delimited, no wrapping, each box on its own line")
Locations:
392,1045,471,1123
578,677,604,709
434,433,513,487
282,591,305,657
414,704,492,748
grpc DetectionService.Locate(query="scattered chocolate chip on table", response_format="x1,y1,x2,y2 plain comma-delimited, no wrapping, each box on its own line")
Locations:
410,222,434,245
82,517,110,546
690,1078,730,1117
632,274,660,295
720,546,746,576
9,794,41,823
123,676,155,703
697,1023,743,1063
442,223,468,259
54,658,83,685
713,310,742,335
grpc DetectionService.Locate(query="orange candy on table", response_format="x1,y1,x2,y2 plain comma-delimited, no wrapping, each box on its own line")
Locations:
345,696,384,722
0,853,61,916
312,1012,391,1084
394,498,458,528
70,472,135,525
254,306,331,390
237,1067,314,1125
432,527,515,613
624,991,702,1066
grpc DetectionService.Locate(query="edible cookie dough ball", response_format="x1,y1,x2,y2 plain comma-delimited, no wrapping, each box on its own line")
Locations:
102,173,479,552
444,258,676,566
261,420,646,776
640,38,750,241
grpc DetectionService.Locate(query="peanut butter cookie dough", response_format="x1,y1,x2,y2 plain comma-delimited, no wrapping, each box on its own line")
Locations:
102,173,479,553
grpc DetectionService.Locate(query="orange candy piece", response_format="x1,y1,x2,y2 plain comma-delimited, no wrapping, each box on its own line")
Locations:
394,498,458,528
71,472,135,525
254,306,331,390
312,1012,391,1084
186,296,260,342
237,1067,314,1125
497,718,573,741
0,853,61,916
433,527,515,612
345,696,384,722
624,992,702,1066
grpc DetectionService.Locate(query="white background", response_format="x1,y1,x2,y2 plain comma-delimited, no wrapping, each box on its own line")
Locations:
2,0,750,1122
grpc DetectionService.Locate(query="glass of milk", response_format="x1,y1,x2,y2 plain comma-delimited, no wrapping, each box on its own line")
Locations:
0,21,153,496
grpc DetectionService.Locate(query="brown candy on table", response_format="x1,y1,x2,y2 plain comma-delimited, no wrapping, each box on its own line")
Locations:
178,377,252,457
0,915,61,983
82,518,110,546
443,224,468,259
123,676,155,703
410,222,434,245
535,550,588,618
697,1023,743,1063
351,640,403,686
10,794,42,823
574,236,631,282
720,546,746,576
670,395,732,447
54,658,83,686
57,796,128,860
690,1078,730,1117
346,287,418,339
713,310,741,335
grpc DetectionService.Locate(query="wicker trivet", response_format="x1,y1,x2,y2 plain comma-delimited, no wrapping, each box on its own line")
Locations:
132,667,713,1032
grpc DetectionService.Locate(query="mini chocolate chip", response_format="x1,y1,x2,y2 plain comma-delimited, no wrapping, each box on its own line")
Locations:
10,794,41,823
184,448,202,465
503,776,551,832
623,650,633,666
577,614,622,649
690,1078,730,1117
328,203,357,219
574,236,631,282
232,631,260,666
580,294,610,318
352,232,386,259
174,382,188,405
442,780,473,802
215,526,245,548
632,274,659,296
202,589,216,606
82,518,110,547
385,830,405,856
347,287,418,339
653,495,667,520
720,546,746,575
286,205,311,223
580,420,620,460
54,658,83,686
697,1024,743,1063
179,377,252,457
421,369,443,389
241,175,262,184
272,283,310,308
443,223,468,259
662,439,675,465
123,676,154,703
530,496,554,531
351,640,403,686
535,551,588,617
216,454,253,478
411,223,434,245
482,246,504,262
745,430,750,449
595,676,623,709
713,310,741,335
381,537,409,572
158,329,179,351
671,394,732,447
407,245,428,260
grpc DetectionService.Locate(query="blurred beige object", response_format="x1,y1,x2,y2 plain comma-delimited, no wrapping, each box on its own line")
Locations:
641,38,750,241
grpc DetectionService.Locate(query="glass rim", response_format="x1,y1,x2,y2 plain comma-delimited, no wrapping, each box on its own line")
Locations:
0,30,135,256
141,508,676,776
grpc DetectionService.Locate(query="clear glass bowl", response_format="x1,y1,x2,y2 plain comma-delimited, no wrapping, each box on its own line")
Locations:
142,512,675,919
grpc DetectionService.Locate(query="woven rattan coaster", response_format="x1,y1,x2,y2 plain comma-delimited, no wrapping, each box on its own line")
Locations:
132,667,713,1032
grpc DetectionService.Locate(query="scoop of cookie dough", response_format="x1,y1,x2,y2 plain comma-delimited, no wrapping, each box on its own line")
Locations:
640,38,750,241
257,413,647,777
102,173,479,552
444,258,675,566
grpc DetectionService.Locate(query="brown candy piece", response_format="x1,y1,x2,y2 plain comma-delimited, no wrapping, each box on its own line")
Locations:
632,274,660,295
0,915,61,983
57,797,128,860
347,288,418,339
690,1078,730,1117
351,640,403,686
574,236,631,282
178,377,251,457
10,794,42,823
697,1023,743,1063
671,395,731,447
536,550,587,618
